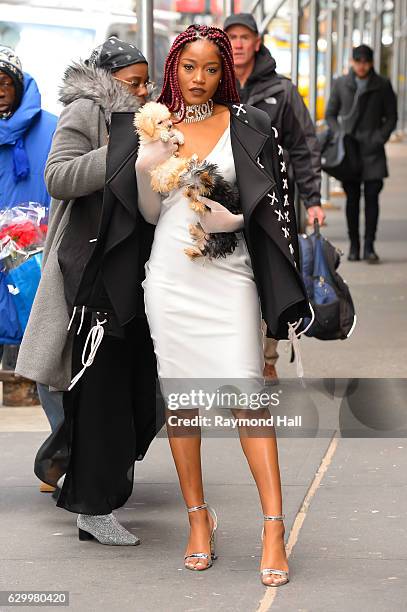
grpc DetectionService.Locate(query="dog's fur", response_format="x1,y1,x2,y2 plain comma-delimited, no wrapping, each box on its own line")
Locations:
179,159,242,260
133,102,190,193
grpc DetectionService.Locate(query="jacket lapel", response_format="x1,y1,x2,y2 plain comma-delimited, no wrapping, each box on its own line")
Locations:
105,112,140,221
229,104,276,218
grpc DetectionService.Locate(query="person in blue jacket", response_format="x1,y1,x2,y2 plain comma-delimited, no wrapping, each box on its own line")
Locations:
0,46,63,477
0,45,57,209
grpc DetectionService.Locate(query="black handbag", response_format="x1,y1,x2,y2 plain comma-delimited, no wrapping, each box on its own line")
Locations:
318,129,362,181
318,87,367,182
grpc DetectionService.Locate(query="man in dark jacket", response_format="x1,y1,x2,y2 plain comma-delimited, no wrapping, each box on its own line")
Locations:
224,13,324,380
325,44,397,262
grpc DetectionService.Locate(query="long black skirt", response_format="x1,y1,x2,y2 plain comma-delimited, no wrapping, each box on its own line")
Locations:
35,311,164,515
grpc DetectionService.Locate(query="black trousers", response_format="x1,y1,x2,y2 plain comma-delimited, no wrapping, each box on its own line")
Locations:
342,179,383,245
56,312,163,515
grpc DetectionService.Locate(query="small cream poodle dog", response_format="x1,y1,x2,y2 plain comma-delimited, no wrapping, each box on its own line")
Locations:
133,101,190,193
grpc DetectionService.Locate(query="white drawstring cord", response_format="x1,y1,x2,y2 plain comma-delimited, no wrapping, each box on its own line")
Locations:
346,314,357,337
68,317,107,391
77,305,85,336
286,303,316,378
67,306,77,331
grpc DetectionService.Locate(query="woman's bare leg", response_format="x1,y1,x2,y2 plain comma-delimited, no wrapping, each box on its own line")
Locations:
166,408,214,569
231,407,289,585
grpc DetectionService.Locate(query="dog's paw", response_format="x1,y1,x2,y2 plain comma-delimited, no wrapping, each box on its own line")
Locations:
184,246,204,260
173,129,185,145
189,199,208,214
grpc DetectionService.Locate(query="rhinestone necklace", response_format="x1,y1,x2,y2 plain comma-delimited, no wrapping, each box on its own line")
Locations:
177,99,214,123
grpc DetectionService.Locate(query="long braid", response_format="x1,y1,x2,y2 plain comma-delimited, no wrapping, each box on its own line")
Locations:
157,24,240,121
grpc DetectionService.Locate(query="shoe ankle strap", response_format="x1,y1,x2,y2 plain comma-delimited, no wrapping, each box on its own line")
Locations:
187,502,208,513
264,514,285,521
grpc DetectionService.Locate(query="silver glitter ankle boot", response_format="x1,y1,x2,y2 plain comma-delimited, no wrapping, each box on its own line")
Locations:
77,513,140,546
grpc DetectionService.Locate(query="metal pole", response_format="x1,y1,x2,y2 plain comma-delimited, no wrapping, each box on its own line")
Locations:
309,0,318,123
371,0,377,49
399,0,407,133
291,0,300,85
346,2,354,67
372,0,383,69
223,0,235,17
391,0,401,96
358,2,365,44
336,0,345,75
322,2,334,206
136,0,155,81
290,0,302,229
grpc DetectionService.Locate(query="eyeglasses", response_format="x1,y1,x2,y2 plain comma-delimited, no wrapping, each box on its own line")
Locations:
113,77,155,94
0,81,14,90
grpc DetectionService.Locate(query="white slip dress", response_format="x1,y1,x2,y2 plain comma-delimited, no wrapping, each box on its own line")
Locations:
142,124,264,402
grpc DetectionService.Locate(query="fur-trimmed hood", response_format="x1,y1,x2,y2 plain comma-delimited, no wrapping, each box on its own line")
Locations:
59,61,142,124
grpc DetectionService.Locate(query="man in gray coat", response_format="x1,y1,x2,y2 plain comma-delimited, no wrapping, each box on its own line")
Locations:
325,45,397,262
224,13,324,381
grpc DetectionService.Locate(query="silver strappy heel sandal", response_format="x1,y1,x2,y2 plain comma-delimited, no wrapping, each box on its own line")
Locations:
184,502,218,571
260,514,290,587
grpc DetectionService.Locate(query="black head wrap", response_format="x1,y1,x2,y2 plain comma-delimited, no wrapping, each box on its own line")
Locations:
85,36,147,72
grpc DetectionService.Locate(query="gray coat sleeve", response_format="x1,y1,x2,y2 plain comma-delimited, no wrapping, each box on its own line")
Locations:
44,98,108,200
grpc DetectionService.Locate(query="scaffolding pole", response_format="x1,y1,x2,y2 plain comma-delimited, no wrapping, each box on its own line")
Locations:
290,0,300,85
336,0,345,76
358,3,365,45
223,0,235,17
309,0,318,123
371,0,383,69
399,0,407,133
392,0,401,98
321,2,334,206
346,1,355,64
136,0,155,81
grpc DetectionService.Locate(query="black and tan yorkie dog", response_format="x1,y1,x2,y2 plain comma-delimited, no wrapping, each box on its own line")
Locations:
180,158,242,260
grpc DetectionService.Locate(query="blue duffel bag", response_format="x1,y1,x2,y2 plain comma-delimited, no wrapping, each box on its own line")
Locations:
0,270,23,344
7,252,42,333
298,220,357,340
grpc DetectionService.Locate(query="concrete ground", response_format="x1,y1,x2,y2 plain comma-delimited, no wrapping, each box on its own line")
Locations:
0,142,406,612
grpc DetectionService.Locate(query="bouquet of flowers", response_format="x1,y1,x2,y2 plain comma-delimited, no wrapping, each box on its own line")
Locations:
0,203,48,342
0,202,47,271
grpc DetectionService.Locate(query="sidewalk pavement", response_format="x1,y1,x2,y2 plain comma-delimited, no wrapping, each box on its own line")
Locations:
0,143,406,612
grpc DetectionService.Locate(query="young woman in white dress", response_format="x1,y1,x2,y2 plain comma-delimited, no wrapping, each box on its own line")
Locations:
135,25,291,587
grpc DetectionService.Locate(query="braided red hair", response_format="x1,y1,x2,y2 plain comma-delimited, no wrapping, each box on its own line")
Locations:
157,24,240,121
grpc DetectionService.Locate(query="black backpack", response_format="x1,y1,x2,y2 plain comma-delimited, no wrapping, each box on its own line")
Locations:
298,220,356,340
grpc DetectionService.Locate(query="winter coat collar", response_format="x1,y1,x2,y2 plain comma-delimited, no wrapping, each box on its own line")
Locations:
237,45,284,104
0,73,41,145
344,68,382,94
59,61,141,125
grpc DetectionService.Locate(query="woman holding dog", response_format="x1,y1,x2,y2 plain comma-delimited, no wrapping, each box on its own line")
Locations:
128,25,311,586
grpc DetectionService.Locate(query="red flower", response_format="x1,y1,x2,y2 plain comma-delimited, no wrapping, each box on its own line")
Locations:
0,221,42,248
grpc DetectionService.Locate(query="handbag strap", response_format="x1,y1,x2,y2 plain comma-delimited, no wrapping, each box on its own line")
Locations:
344,85,370,136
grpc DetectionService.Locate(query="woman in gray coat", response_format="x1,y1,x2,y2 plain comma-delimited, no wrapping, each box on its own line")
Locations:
16,37,158,545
